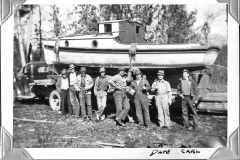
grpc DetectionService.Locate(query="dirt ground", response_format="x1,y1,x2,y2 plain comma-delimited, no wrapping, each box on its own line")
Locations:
13,99,227,148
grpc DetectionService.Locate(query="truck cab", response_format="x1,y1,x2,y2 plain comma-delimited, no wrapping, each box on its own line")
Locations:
14,61,68,110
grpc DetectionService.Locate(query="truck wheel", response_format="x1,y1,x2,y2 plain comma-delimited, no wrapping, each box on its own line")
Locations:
49,90,61,111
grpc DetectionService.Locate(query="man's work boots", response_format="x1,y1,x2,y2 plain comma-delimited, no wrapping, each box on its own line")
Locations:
115,118,126,127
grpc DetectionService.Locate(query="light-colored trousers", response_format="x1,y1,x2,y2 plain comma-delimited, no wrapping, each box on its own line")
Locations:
96,93,107,117
155,94,170,127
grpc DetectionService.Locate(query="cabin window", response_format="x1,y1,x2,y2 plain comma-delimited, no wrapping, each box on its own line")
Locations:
104,24,112,33
136,26,140,34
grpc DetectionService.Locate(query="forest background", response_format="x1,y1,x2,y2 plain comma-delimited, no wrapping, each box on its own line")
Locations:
14,4,228,92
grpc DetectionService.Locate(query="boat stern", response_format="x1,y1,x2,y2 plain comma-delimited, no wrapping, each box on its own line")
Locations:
204,47,220,65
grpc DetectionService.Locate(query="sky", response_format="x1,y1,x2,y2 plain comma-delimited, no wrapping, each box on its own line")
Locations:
186,4,227,36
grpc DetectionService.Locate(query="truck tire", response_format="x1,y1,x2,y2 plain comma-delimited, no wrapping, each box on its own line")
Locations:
49,90,61,111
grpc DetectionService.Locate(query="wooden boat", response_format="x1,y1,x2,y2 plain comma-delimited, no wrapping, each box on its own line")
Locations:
43,20,220,68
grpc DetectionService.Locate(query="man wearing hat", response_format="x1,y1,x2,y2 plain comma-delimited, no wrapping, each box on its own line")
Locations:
130,69,151,127
108,67,132,126
76,67,94,120
68,64,81,116
55,69,73,116
177,69,198,130
94,67,112,120
151,70,172,129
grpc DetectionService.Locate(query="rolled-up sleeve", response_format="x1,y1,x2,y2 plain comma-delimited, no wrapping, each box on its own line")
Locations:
108,75,118,87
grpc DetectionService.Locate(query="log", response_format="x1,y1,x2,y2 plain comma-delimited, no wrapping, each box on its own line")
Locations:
206,93,227,97
14,117,56,124
197,102,227,111
200,97,227,102
198,123,213,129
97,142,125,147
62,136,81,139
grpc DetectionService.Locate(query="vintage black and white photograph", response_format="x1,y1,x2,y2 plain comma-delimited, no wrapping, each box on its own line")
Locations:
13,3,228,149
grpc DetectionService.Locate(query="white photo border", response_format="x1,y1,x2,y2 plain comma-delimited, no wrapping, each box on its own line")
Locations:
1,0,239,159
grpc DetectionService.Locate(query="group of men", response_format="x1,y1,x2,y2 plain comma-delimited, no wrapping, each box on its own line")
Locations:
56,64,199,130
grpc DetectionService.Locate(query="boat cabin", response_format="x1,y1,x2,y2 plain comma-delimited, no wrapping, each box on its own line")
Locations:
98,20,148,44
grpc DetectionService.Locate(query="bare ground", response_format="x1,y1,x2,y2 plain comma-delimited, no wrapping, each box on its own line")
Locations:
13,99,227,148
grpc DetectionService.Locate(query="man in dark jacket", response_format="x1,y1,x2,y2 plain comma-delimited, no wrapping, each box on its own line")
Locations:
177,69,198,130
55,69,73,116
130,69,151,127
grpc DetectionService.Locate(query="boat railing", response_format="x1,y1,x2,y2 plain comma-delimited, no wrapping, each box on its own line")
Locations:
95,30,125,36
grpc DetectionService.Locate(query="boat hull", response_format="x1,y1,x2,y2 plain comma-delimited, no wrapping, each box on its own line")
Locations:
43,38,219,68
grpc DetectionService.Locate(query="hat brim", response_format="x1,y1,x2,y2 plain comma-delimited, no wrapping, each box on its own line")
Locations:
99,70,105,72
157,73,164,75
135,72,141,75
69,67,75,69
62,73,67,75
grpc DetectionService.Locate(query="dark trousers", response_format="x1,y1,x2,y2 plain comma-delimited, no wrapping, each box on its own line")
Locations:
181,95,198,127
134,94,151,126
79,88,92,117
60,89,72,115
113,90,130,121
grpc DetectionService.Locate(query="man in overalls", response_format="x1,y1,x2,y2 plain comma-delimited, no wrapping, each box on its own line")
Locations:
130,69,151,127
151,70,172,129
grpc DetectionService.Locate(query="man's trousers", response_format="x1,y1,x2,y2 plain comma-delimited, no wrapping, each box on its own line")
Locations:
79,88,92,117
155,94,170,127
181,95,198,127
113,90,130,121
60,89,72,115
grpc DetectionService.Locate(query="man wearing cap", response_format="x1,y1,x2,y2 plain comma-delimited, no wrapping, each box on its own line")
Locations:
177,69,198,130
151,70,172,129
94,67,112,120
56,69,73,116
68,64,80,116
130,69,151,127
108,67,132,126
76,67,94,120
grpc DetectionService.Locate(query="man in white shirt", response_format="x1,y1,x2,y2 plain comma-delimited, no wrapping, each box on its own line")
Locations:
68,64,80,117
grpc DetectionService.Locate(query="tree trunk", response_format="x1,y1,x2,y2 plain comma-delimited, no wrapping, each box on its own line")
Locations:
39,6,43,58
16,5,26,67
26,6,33,63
